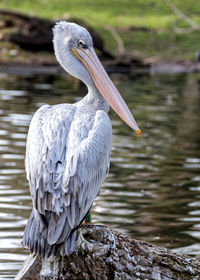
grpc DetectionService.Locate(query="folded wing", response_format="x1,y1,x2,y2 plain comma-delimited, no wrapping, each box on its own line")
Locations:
25,103,112,255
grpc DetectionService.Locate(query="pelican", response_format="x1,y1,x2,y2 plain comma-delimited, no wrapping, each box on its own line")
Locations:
23,21,141,258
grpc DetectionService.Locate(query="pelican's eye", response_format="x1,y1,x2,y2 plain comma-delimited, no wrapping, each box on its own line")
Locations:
78,39,87,49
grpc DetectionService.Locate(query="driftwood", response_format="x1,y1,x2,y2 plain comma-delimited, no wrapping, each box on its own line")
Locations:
15,224,200,280
163,0,200,34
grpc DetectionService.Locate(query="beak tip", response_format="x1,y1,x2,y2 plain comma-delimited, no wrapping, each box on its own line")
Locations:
137,128,142,136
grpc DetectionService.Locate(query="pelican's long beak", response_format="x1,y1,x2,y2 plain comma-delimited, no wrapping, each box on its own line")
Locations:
71,47,141,136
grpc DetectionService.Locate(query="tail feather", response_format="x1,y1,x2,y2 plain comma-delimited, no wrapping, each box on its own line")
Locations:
29,219,37,253
64,230,77,256
23,208,77,258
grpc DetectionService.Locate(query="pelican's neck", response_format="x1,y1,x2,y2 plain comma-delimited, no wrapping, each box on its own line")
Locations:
79,81,109,113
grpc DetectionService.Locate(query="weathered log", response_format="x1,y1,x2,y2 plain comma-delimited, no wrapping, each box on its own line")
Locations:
15,224,200,280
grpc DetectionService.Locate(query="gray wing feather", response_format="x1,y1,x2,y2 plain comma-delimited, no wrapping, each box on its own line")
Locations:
25,104,112,249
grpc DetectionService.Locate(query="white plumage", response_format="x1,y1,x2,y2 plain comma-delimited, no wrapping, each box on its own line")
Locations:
23,21,140,257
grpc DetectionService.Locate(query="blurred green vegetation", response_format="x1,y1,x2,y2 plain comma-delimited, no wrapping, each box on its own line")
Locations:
0,0,200,61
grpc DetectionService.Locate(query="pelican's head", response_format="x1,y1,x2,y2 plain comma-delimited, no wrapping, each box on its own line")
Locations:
53,21,94,84
53,21,141,135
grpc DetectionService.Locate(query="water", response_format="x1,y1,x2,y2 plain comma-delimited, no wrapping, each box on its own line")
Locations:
0,71,200,278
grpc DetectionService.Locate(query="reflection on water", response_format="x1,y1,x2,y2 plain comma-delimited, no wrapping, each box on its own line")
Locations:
0,72,200,278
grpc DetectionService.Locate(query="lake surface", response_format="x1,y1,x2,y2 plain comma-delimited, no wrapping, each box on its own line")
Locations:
0,71,200,279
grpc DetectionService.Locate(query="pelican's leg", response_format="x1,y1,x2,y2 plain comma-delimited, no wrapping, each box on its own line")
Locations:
82,210,92,224
85,212,91,223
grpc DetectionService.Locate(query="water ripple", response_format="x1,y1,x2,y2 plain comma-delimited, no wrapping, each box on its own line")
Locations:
0,72,200,278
